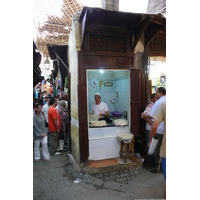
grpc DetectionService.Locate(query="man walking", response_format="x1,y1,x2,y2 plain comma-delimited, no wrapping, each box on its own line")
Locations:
48,97,61,155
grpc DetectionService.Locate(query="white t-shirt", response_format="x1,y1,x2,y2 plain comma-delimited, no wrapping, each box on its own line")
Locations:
90,102,109,116
149,96,166,158
42,103,49,123
144,101,164,134
156,121,164,135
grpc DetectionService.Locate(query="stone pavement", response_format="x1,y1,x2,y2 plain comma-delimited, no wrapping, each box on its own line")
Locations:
33,149,165,200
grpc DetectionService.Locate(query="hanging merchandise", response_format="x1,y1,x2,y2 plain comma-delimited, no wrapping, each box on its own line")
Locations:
35,88,38,99
57,78,61,91
58,66,63,88
55,77,58,86
57,78,61,86
64,87,68,95
64,76,68,88
50,86,53,94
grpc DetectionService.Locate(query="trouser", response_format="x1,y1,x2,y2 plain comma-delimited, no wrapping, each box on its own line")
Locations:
161,157,166,181
146,130,150,147
59,140,64,150
50,132,59,155
64,127,69,144
45,126,50,145
34,136,50,161
152,133,163,169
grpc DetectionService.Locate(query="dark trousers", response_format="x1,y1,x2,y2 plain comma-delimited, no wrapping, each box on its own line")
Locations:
146,130,150,146
50,132,59,155
152,133,163,169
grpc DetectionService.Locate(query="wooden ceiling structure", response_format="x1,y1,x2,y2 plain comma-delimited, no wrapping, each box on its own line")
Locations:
33,0,166,58
33,0,83,57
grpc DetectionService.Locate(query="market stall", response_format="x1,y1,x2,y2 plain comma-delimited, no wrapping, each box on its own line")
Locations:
69,7,166,163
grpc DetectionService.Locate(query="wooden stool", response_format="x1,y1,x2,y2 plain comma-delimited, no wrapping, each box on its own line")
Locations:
117,133,134,163
130,138,135,161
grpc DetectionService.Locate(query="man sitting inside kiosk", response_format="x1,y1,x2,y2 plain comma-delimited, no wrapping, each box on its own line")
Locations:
90,92,110,123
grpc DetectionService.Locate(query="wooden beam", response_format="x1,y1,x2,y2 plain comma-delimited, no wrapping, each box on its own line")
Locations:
144,23,165,46
132,16,152,51
52,50,69,73
81,9,88,48
150,15,166,26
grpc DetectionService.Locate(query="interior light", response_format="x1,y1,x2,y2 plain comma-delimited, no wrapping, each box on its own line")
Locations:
100,70,104,74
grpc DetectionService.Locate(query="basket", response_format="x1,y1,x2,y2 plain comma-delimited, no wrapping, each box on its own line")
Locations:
110,111,123,118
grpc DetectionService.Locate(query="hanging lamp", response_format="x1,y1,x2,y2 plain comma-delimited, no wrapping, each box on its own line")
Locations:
44,57,50,64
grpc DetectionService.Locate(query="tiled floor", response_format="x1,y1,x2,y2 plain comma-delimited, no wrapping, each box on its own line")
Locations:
87,156,140,169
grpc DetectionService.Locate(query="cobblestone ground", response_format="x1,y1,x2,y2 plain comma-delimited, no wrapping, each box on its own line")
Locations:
33,149,165,200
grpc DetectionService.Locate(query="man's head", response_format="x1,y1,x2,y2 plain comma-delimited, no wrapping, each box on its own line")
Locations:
58,100,66,110
35,104,42,114
49,97,58,107
94,92,101,105
156,87,166,99
44,96,50,103
151,93,157,103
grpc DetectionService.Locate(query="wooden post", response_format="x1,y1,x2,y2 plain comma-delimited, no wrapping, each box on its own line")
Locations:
120,141,123,159
124,143,128,163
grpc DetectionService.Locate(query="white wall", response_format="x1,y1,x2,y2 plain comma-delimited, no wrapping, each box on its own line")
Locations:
68,12,82,163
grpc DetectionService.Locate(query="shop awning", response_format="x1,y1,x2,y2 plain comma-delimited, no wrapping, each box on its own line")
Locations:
79,6,166,51
47,45,69,87
33,41,44,87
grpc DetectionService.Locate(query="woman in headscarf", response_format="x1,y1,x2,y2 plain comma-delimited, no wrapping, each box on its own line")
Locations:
56,100,68,151
33,104,50,162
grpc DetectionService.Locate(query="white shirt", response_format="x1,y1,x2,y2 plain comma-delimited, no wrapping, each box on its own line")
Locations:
144,101,164,135
149,96,166,135
90,102,109,116
156,121,164,135
143,101,154,130
149,96,166,158
42,103,49,123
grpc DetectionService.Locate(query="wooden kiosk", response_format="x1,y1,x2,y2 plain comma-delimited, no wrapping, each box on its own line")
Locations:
68,7,166,163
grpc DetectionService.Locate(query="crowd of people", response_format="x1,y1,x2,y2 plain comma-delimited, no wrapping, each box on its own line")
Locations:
33,95,69,162
141,86,166,198
33,86,166,198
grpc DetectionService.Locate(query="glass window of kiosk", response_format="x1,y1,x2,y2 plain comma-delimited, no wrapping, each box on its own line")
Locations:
87,69,130,123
